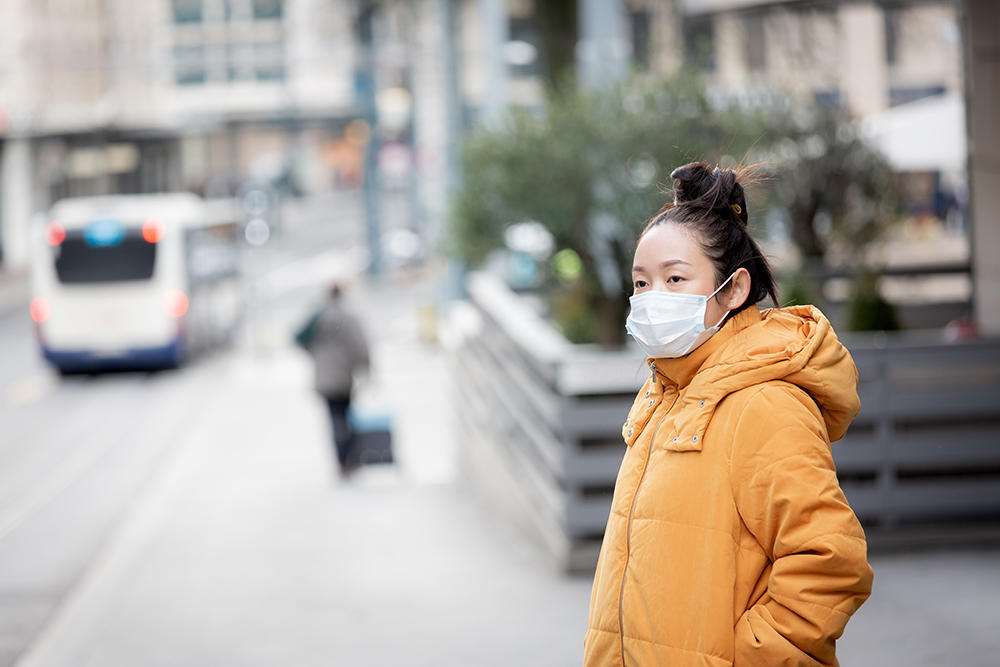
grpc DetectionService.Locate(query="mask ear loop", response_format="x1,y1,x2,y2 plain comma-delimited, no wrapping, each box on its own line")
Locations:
708,272,737,328
708,272,736,300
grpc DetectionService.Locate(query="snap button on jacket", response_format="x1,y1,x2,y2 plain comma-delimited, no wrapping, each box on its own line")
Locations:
585,306,873,667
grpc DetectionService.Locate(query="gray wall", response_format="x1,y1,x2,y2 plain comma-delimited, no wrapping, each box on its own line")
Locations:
966,0,1000,334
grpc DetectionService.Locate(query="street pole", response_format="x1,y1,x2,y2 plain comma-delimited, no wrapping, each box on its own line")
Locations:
356,1,382,277
440,0,467,300
478,0,509,124
441,0,461,197
578,0,628,300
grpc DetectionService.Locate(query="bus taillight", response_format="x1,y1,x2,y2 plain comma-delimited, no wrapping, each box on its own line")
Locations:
142,218,164,244
30,297,51,323
46,221,66,246
163,289,189,318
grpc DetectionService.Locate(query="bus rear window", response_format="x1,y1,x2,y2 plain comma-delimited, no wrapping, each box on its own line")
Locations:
54,234,157,283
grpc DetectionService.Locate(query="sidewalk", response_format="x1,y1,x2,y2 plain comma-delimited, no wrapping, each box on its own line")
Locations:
15,270,1000,666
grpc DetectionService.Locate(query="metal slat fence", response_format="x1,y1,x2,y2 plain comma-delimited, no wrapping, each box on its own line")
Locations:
451,273,1000,572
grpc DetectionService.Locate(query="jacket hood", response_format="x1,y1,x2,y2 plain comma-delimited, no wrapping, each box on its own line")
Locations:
650,305,860,449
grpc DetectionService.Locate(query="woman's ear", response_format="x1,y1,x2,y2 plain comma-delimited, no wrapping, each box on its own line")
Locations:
723,267,752,310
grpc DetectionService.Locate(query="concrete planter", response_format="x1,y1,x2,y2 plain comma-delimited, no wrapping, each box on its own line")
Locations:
450,272,643,572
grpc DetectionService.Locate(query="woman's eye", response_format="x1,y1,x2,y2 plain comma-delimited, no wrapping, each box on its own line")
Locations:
634,280,648,289
667,275,683,283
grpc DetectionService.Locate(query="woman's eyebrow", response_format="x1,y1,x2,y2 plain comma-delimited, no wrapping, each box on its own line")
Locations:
633,259,690,272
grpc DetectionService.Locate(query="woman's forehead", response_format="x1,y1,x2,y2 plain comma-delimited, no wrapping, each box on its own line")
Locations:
635,223,704,265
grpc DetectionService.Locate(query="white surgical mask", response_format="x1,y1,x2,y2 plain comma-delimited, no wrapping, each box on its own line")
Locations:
625,273,735,359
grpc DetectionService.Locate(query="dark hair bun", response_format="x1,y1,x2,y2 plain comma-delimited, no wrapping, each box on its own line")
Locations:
669,162,749,227
669,163,714,203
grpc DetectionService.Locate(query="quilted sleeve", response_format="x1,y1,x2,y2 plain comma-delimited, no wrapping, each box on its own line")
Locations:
730,384,873,667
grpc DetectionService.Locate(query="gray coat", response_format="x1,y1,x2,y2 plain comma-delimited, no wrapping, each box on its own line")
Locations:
306,298,370,399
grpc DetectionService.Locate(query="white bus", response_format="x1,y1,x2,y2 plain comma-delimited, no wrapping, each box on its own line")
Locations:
30,193,243,373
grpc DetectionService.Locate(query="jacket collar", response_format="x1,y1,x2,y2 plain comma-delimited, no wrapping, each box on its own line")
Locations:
644,307,763,452
649,306,762,390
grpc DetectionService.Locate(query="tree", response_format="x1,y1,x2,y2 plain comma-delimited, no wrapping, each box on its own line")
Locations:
450,74,774,345
763,105,900,321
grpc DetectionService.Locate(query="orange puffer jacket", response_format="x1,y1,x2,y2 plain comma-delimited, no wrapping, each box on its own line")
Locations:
584,305,872,667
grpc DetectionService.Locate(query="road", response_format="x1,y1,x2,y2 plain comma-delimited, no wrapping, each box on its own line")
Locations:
0,191,372,665
0,313,229,665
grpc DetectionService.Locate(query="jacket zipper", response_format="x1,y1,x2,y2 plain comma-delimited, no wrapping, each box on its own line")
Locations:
618,408,670,667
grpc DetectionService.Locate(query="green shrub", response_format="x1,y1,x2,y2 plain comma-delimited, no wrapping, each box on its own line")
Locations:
846,272,901,332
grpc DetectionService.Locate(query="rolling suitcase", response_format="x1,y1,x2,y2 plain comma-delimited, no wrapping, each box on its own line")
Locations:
346,404,394,466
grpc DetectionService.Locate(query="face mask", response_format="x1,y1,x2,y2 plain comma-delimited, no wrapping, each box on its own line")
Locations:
625,273,735,359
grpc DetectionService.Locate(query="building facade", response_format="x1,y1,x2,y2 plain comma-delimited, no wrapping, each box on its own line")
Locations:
0,0,364,268
681,0,963,116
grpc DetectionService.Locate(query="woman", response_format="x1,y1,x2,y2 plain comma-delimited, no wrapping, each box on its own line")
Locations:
584,163,872,667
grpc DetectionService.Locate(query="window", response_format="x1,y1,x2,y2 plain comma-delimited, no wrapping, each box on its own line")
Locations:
631,10,651,70
174,45,206,85
883,4,900,66
254,41,285,81
252,0,283,20
173,0,284,85
684,15,715,72
172,0,202,24
228,43,255,81
814,89,843,108
507,17,541,79
55,232,157,284
744,12,766,71
889,85,946,107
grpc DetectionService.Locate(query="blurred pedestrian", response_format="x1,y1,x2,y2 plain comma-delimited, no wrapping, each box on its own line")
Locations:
584,163,872,666
297,282,370,476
